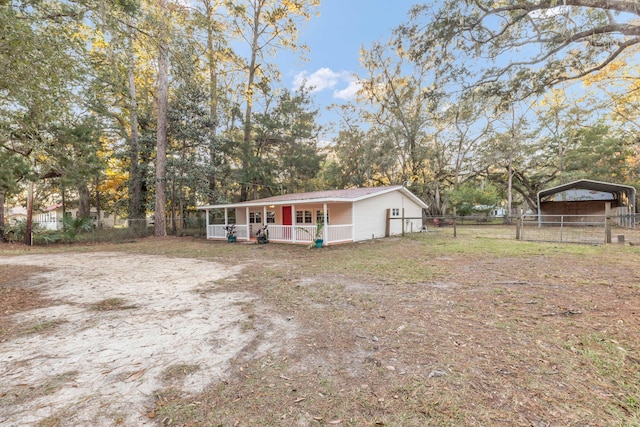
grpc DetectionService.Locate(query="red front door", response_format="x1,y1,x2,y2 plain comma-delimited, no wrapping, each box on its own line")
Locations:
282,206,292,240
282,206,292,226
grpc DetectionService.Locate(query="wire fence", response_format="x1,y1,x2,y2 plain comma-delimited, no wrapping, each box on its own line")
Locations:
423,213,640,245
3,217,207,245
519,213,640,245
74,219,206,243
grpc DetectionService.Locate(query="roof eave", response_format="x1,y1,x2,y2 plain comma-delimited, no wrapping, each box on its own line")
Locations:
198,197,355,210
537,179,637,200
198,186,429,210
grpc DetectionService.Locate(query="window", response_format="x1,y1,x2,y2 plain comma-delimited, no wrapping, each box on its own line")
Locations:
391,208,400,217
316,210,330,224
296,210,313,224
266,211,275,223
249,211,262,224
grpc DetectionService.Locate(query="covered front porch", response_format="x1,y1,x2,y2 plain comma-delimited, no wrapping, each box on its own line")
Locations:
202,201,354,245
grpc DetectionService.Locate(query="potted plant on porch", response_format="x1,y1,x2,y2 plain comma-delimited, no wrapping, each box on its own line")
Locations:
298,219,324,248
225,224,236,243
313,220,324,248
255,224,269,244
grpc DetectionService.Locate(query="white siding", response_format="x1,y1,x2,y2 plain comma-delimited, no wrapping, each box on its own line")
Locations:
352,190,424,242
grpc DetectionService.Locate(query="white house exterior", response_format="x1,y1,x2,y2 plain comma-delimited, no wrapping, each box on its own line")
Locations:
198,186,429,245
3,206,27,225
35,204,116,230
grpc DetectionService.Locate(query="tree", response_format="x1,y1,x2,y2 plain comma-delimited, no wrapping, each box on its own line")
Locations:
478,103,554,212
449,182,501,216
229,0,320,200
0,1,91,243
47,120,105,218
167,39,215,231
359,41,437,188
154,0,169,236
190,0,239,203
252,86,323,195
400,1,640,100
322,105,385,189
564,124,635,182
0,151,30,239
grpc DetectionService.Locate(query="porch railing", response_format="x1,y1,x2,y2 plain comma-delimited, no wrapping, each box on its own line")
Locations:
327,224,353,242
207,224,227,239
207,224,249,239
206,224,353,244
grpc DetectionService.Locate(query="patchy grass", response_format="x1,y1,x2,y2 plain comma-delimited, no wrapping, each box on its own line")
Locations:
1,371,78,408
90,297,137,311
161,364,202,383
29,317,66,334
2,228,640,426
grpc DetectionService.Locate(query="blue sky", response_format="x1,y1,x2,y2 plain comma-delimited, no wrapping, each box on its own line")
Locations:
278,1,417,133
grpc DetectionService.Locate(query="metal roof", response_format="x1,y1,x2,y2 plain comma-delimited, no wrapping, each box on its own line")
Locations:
198,185,429,210
537,179,636,206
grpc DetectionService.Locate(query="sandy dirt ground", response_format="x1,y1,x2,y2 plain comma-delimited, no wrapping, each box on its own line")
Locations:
0,252,293,426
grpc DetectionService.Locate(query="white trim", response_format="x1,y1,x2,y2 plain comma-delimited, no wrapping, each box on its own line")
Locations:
291,203,296,243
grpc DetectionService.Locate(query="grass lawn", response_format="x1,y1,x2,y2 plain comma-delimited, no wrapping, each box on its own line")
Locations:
2,227,639,426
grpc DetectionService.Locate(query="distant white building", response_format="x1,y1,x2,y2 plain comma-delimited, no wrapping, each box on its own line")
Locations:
35,204,116,230
489,207,507,217
3,206,28,225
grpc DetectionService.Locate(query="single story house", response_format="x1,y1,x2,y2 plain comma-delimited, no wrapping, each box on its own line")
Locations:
35,204,116,230
3,206,27,225
537,179,637,225
198,186,429,245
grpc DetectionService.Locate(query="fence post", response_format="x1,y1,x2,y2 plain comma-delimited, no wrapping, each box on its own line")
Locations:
605,202,612,244
453,207,457,238
385,209,390,237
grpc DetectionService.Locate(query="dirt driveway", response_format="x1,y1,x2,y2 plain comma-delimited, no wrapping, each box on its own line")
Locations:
0,252,292,426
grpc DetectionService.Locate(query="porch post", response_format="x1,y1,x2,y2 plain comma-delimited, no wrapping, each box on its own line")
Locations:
292,204,296,243
205,209,210,238
351,204,355,241
263,205,267,226
245,206,250,241
323,202,328,245
224,208,228,226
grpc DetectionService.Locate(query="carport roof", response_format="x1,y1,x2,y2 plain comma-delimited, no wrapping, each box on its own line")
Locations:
537,179,636,205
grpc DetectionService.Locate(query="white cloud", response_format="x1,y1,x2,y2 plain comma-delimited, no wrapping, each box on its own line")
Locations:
333,79,361,100
292,68,359,101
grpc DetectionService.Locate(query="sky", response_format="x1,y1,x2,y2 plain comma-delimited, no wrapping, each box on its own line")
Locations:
276,1,417,137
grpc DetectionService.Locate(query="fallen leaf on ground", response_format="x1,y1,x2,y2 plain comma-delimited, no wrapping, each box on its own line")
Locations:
125,369,145,382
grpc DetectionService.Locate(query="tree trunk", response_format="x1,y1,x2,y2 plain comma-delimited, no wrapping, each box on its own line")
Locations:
0,191,5,240
240,1,263,202
171,177,177,234
206,1,219,204
154,0,169,237
127,29,143,220
95,178,101,228
25,180,33,246
179,172,184,230
78,182,91,218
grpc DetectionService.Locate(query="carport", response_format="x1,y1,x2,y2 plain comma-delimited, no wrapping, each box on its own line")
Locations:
537,179,637,225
